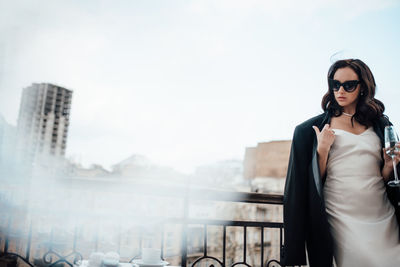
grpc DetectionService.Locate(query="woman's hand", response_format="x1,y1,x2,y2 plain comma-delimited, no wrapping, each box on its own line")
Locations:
312,124,336,156
382,142,400,170
312,124,335,179
382,143,400,181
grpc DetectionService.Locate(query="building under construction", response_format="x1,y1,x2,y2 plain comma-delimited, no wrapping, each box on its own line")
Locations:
16,83,72,166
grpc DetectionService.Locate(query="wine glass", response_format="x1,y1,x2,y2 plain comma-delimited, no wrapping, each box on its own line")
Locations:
385,126,400,187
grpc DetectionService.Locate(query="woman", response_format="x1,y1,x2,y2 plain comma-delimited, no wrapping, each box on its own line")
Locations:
282,59,400,267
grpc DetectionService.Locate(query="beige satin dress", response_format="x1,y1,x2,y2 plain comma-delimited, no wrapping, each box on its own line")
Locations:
324,127,400,267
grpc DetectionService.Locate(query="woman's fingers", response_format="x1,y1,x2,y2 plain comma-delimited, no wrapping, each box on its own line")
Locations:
312,124,333,136
382,148,400,164
383,148,391,160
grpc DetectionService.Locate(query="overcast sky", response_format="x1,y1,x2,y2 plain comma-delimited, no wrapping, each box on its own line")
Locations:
0,0,399,173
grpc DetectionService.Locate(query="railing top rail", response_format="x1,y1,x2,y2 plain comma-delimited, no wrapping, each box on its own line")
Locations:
59,177,284,205
184,188,284,205
168,217,283,227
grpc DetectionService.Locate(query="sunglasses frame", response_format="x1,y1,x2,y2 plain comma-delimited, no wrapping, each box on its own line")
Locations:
328,78,360,93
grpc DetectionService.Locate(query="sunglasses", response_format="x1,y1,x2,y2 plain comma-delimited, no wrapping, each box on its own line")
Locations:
328,79,360,92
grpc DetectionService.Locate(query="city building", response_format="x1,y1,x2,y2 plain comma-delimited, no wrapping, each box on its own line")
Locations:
0,114,17,168
193,159,243,188
243,140,291,180
15,83,72,167
111,154,188,184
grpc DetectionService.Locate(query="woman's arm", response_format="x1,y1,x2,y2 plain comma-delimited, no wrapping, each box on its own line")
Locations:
317,149,329,179
382,164,393,182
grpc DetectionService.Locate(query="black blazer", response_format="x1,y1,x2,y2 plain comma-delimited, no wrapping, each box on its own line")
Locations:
281,112,400,267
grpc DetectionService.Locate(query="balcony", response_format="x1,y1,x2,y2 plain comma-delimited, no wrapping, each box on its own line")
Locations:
0,182,291,267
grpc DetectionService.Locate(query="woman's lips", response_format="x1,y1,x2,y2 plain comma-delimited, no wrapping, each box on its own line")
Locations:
337,97,346,101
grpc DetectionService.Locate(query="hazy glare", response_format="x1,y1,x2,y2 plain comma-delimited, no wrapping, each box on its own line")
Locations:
0,0,399,173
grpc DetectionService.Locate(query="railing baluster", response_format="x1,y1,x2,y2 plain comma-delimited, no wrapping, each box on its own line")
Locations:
204,225,207,256
261,227,264,267
139,231,142,255
223,226,226,267
161,224,165,260
94,225,99,252
243,226,247,263
50,227,54,251
4,234,9,253
117,224,121,254
73,226,78,251
73,225,79,263
49,227,54,263
181,191,189,267
181,223,188,267
4,216,12,253
279,227,283,263
25,221,33,263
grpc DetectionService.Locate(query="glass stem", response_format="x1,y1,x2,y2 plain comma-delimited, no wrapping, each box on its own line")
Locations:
392,155,399,182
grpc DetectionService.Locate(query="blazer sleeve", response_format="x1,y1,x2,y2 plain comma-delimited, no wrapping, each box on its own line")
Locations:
281,126,309,266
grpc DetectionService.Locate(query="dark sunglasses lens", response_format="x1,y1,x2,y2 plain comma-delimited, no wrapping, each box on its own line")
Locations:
343,81,358,91
333,81,341,90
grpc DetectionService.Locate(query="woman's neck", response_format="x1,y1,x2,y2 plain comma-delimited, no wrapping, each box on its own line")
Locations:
342,106,356,115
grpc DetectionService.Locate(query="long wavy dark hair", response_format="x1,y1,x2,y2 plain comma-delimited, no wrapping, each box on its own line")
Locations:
321,59,385,127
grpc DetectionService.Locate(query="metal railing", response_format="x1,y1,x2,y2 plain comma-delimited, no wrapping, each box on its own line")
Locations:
0,185,292,267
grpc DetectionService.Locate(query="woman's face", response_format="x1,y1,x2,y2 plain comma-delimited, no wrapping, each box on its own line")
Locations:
332,67,361,110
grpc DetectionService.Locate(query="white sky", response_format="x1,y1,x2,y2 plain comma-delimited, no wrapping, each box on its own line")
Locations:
0,0,399,173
